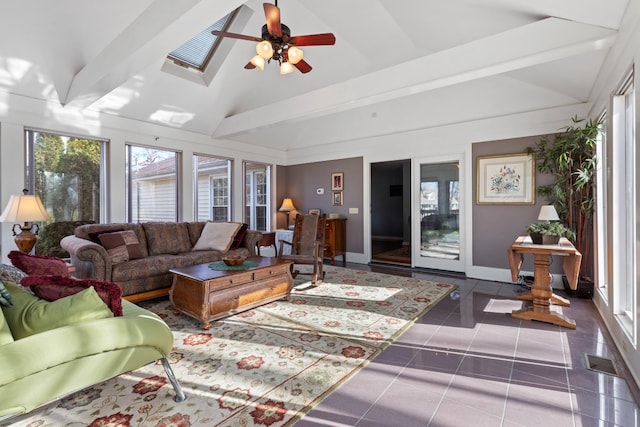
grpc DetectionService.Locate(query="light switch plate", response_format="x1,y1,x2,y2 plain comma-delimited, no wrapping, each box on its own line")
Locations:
349,208,359,214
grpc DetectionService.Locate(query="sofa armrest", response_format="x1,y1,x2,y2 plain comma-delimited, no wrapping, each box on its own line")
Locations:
60,235,112,281
242,230,262,256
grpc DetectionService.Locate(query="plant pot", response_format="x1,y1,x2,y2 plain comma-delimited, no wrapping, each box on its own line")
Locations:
529,233,560,245
542,235,560,245
529,232,543,244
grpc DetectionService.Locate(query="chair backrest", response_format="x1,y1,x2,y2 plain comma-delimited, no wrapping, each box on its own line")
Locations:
291,214,324,256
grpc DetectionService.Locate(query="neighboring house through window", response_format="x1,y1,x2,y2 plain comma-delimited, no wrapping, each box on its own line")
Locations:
126,145,180,222
244,162,271,232
194,154,232,221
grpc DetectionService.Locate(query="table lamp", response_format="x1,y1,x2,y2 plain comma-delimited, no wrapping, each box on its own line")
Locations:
538,205,560,221
0,189,51,253
279,198,296,228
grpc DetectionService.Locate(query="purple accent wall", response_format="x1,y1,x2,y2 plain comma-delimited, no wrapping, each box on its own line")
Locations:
279,157,364,254
472,135,562,273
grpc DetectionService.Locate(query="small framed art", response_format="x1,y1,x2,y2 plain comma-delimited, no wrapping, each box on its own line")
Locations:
331,172,344,191
332,191,343,206
476,153,535,204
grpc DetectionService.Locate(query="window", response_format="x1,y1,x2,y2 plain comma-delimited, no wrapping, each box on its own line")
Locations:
126,145,180,222
168,11,236,71
194,154,232,221
595,111,609,299
611,67,636,332
244,162,271,232
25,129,106,223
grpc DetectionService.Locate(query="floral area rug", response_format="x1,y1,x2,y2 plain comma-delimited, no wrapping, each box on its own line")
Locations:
11,266,456,427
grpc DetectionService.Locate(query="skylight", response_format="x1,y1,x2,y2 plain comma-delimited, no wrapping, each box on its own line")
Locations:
168,11,235,71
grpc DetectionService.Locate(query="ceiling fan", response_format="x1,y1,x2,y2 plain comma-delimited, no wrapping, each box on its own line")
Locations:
212,1,336,74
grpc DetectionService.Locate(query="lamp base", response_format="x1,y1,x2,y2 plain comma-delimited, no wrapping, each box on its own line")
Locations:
13,223,38,253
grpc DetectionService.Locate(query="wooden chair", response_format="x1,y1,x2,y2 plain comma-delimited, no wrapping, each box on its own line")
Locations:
278,213,326,284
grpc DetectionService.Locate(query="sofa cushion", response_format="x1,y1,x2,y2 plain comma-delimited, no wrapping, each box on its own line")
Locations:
8,251,70,277
20,275,124,316
143,222,191,255
0,308,13,346
192,221,242,252
98,230,144,263
1,282,113,339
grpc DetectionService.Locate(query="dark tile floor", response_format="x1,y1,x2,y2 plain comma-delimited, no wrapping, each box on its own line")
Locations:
298,263,640,426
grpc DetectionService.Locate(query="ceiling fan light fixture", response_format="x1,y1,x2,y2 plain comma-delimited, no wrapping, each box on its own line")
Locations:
280,61,294,75
250,55,265,70
256,40,274,59
287,46,303,64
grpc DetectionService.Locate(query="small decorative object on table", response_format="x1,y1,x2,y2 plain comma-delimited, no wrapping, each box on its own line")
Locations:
222,255,246,266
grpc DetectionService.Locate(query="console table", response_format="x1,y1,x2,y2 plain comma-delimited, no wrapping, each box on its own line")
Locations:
507,235,582,329
324,218,346,265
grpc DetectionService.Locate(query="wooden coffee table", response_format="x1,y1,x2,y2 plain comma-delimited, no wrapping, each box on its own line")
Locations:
169,256,293,329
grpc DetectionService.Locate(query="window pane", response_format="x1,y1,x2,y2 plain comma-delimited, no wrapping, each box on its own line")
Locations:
27,130,103,223
126,145,178,222
244,162,271,232
194,154,231,221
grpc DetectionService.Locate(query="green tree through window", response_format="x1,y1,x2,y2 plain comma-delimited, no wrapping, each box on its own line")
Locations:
27,130,103,222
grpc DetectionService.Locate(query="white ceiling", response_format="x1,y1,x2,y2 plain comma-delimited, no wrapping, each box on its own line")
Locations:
0,0,628,152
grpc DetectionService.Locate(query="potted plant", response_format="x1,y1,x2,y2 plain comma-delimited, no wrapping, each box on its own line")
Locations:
525,221,572,245
526,116,600,296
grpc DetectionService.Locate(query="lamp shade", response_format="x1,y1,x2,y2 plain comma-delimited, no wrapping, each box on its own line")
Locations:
537,205,560,221
279,198,296,213
0,194,51,222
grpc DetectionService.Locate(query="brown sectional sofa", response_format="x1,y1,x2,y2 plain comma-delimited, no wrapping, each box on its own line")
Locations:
60,222,261,301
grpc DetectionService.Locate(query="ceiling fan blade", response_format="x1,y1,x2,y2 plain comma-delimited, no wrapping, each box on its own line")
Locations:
290,33,336,46
212,30,261,42
294,59,312,74
263,3,282,37
244,62,256,70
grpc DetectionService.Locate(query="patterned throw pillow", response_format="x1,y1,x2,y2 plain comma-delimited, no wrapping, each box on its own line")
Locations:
20,275,124,316
8,251,70,277
0,281,14,307
98,230,143,264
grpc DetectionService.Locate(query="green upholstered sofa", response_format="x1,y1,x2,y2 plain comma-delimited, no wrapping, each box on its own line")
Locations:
60,222,261,302
0,279,185,420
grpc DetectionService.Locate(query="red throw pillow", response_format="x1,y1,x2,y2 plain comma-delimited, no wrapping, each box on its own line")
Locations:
20,275,124,316
230,223,249,250
8,251,70,277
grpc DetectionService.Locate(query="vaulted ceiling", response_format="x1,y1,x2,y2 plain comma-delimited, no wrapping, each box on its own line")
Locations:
0,0,628,152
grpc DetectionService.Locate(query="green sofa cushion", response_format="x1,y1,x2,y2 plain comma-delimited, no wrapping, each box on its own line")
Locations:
0,309,13,347
1,282,113,339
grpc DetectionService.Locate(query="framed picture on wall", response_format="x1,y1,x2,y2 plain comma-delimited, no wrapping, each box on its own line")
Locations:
331,172,344,191
332,191,343,206
477,153,535,204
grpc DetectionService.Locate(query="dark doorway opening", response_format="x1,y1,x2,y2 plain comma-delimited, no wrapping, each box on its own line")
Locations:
370,160,411,266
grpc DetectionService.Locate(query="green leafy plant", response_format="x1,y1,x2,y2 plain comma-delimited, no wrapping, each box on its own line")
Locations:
525,221,572,237
526,116,600,279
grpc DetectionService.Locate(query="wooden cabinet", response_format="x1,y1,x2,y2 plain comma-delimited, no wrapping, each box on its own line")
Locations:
324,218,346,265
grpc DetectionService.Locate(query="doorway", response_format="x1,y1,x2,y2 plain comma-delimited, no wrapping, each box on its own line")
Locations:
370,160,411,266
413,157,463,272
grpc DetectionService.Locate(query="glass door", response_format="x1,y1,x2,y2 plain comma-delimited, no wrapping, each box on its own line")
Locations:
413,157,464,272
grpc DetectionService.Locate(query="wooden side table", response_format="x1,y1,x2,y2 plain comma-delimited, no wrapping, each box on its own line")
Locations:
256,231,277,256
507,235,582,329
